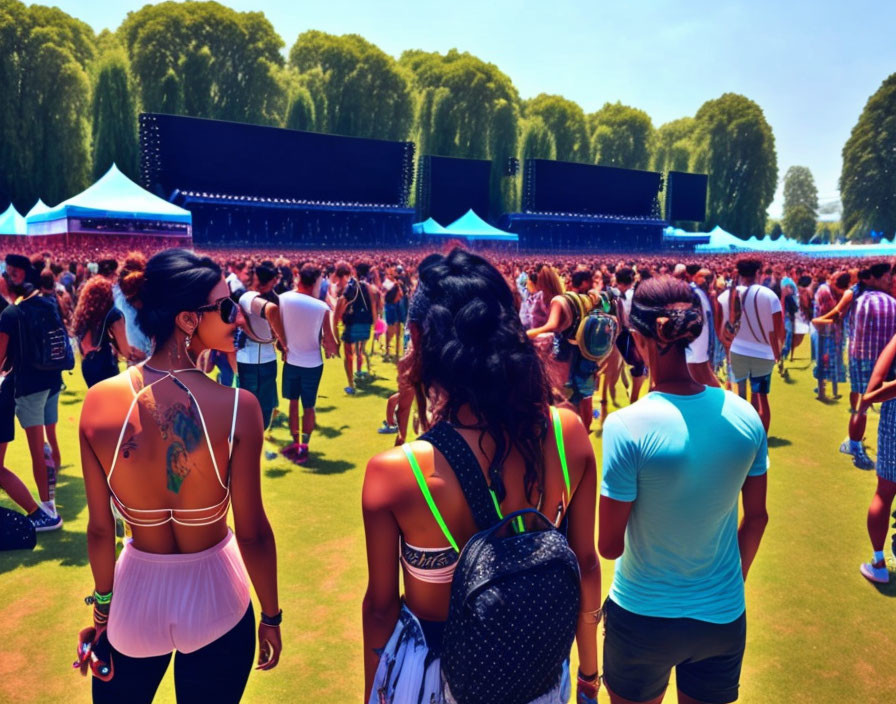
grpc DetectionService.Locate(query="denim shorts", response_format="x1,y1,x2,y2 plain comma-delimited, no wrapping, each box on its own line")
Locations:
385,304,401,326
281,363,324,408
15,388,60,429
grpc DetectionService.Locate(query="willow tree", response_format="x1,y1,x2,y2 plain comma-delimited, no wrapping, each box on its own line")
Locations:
91,49,139,180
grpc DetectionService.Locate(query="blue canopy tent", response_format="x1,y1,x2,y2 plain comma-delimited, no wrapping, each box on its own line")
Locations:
443,209,518,244
0,204,27,235
411,217,451,236
26,164,192,244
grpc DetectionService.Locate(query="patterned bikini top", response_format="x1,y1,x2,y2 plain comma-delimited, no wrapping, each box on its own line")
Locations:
106,365,239,528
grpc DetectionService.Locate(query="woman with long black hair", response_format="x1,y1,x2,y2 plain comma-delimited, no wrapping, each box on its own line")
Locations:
77,249,281,703
362,248,601,704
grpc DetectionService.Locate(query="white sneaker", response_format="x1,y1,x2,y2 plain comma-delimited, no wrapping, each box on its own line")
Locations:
860,562,890,584
839,437,854,455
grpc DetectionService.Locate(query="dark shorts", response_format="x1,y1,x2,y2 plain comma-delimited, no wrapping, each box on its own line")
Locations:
0,376,15,444
603,598,746,704
567,351,597,403
385,304,400,326
282,363,324,408
342,323,372,344
237,361,278,429
850,357,875,394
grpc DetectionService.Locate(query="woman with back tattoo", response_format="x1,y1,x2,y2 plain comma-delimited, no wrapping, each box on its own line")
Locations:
76,249,281,703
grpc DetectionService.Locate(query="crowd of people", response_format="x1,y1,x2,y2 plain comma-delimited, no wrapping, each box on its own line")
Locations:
0,241,894,703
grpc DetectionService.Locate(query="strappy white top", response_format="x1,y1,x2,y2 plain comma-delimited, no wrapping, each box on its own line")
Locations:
106,365,239,528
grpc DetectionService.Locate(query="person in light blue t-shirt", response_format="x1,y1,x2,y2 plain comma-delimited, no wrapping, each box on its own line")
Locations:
599,276,769,704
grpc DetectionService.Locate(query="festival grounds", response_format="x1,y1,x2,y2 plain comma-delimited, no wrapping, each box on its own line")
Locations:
1,348,894,703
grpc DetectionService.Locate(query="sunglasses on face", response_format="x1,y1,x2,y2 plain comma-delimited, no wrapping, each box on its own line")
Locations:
196,297,239,324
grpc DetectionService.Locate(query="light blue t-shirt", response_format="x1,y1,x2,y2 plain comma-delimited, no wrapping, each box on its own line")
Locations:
601,386,767,623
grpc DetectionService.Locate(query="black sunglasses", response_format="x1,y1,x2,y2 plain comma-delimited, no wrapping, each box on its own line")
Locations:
196,297,239,324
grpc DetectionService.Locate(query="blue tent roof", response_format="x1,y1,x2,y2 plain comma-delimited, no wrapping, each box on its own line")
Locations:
0,204,27,235
412,217,450,235
443,209,518,241
27,164,192,226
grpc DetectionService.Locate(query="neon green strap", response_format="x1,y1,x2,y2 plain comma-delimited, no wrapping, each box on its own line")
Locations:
402,444,459,552
551,407,571,499
489,488,525,534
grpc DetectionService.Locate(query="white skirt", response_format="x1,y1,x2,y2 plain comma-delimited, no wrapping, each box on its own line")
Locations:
794,311,811,335
370,603,571,704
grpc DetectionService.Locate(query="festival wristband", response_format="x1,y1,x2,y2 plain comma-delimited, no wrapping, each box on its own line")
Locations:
260,609,282,627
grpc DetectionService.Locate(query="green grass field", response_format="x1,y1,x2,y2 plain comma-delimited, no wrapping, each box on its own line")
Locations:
1,347,895,703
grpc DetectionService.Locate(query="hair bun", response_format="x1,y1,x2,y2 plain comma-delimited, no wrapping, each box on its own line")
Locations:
119,268,146,307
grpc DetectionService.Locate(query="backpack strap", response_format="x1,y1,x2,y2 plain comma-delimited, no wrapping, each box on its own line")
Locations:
402,443,459,552
550,407,571,499
419,422,502,531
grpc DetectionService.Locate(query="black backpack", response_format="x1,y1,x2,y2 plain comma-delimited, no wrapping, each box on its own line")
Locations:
16,294,75,372
402,407,580,704
0,507,36,551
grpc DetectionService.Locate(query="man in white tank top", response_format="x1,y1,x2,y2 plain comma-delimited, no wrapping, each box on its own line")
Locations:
278,264,339,464
236,263,285,431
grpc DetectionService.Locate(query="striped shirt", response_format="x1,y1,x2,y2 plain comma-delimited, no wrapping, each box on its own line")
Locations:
850,290,896,360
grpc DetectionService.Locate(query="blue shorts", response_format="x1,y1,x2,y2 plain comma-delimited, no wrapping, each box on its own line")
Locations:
282,363,324,409
567,352,597,403
877,401,896,483
385,304,400,326
15,388,60,429
603,598,746,704
849,357,875,394
343,323,372,344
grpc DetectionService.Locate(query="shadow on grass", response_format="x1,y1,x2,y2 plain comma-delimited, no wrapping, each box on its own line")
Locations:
357,382,396,400
315,406,336,414
871,578,896,598
265,467,293,479
315,424,348,439
0,474,89,573
60,396,81,406
305,457,354,475
768,436,792,448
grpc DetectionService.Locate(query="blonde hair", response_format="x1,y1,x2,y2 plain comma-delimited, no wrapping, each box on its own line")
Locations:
536,266,565,300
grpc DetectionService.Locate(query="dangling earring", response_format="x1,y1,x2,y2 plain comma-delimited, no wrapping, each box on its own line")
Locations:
185,332,193,351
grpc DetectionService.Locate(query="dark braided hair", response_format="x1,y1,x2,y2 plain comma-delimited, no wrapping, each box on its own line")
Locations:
629,276,703,354
408,248,551,503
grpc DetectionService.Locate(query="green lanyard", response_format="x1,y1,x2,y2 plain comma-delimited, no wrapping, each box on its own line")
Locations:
402,407,571,549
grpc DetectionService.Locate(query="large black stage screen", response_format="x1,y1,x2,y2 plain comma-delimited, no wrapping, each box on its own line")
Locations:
140,113,414,206
524,159,662,217
416,155,491,224
500,213,665,252
665,171,708,222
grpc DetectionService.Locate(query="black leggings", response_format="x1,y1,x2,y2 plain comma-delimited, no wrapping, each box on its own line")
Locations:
92,604,255,704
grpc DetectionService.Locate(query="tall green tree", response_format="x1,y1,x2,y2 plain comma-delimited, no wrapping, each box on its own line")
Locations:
652,117,695,172
285,86,316,132
119,1,285,125
400,49,520,160
692,93,777,236
489,99,519,215
840,73,896,239
520,117,557,161
781,165,818,241
588,102,655,169
0,0,94,211
289,31,413,140
91,49,139,180
524,94,590,163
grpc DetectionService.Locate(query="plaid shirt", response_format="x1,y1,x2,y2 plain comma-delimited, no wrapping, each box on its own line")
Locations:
850,290,896,360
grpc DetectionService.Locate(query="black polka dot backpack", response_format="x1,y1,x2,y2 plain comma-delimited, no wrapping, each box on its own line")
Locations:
405,407,581,704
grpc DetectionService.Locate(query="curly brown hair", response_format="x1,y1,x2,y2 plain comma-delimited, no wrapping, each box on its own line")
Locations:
72,277,114,340
118,251,147,302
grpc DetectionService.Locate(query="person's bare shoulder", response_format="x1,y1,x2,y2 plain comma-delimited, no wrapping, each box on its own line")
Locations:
363,443,421,512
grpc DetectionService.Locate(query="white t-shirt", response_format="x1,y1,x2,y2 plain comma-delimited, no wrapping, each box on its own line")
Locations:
279,291,329,368
686,285,712,364
236,291,277,365
622,287,634,319
718,284,782,360
225,272,243,294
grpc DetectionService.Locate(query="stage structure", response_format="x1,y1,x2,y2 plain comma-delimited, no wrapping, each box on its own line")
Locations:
24,164,192,247
501,159,667,251
141,113,415,248
665,171,708,223
416,155,492,225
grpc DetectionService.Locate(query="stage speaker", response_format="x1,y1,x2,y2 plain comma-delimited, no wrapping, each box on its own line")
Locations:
505,157,520,176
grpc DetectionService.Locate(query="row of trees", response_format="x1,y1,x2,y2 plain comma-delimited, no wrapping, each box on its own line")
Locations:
1,0,891,238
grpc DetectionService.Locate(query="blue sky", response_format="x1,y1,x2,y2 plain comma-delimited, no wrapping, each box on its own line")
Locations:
50,0,895,218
